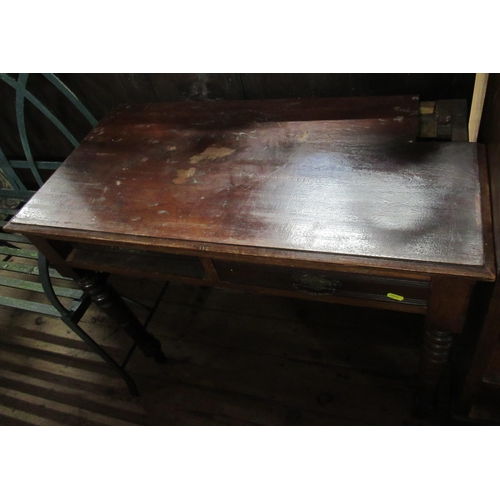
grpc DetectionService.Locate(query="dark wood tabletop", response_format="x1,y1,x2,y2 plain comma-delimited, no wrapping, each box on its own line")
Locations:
6,96,494,281
5,95,495,412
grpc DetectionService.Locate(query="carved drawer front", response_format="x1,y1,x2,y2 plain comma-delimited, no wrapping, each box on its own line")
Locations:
213,260,429,307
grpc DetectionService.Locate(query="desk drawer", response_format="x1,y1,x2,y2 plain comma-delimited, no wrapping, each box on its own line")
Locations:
68,243,206,279
213,260,429,306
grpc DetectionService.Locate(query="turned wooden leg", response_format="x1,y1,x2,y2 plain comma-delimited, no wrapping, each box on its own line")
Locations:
416,276,475,418
77,271,167,363
415,329,453,417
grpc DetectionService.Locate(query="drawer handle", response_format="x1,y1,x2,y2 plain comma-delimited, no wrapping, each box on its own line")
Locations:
293,274,341,295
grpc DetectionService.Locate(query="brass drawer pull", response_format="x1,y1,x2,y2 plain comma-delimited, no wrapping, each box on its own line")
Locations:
293,274,341,295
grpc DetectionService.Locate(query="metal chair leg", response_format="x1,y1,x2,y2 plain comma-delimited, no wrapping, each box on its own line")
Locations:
37,253,140,396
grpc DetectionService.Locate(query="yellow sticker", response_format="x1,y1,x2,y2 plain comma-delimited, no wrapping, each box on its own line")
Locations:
387,293,404,301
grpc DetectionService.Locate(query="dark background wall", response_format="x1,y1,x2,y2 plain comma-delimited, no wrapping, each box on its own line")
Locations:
0,73,475,160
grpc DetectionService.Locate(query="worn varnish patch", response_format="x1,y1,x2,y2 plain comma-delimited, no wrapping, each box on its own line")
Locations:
173,167,197,184
189,146,235,164
297,130,309,142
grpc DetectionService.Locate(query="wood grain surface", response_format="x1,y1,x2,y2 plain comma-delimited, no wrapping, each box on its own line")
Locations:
0,258,450,425
5,97,493,279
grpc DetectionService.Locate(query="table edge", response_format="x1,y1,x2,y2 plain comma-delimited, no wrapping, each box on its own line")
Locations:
4,221,495,282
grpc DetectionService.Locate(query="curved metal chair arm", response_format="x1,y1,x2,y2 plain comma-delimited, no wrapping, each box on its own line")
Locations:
37,253,139,395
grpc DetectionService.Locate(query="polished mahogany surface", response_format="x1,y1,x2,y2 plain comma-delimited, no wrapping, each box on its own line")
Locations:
6,97,493,278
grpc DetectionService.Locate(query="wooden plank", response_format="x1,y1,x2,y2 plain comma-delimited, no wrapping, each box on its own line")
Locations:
0,402,59,425
0,345,124,389
0,320,360,425
56,74,159,121
240,74,352,99
0,288,118,330
0,324,421,425
0,275,82,298
0,275,443,424
0,386,136,425
0,233,30,243
0,280,423,377
0,255,442,427
0,326,117,362
146,74,245,102
0,246,38,259
350,74,414,98
0,259,69,279
0,290,420,424
0,369,146,425
239,74,475,102
162,314,420,379
479,74,500,269
469,73,489,142
138,376,362,426
0,363,143,416
126,348,422,425
0,267,79,306
0,295,59,316
0,301,421,387
0,333,127,390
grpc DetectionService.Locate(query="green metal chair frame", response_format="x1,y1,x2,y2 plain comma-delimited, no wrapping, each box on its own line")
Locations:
0,73,165,395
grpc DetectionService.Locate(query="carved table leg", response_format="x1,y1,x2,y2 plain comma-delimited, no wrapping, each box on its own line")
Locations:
415,276,475,418
415,329,453,418
77,271,167,363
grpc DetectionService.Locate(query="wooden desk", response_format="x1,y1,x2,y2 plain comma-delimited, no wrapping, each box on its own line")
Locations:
5,96,495,415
